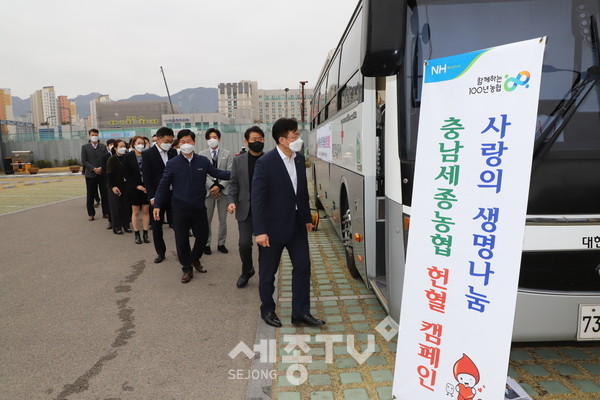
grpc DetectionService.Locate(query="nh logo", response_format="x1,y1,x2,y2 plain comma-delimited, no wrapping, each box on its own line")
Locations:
431,64,447,75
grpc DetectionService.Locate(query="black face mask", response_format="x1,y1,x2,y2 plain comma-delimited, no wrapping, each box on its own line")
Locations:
248,141,264,153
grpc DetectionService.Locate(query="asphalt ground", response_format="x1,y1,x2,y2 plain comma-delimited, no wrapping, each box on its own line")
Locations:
0,172,261,399
4,171,600,399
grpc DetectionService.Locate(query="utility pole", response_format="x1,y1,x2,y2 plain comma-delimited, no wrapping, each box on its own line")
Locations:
299,81,308,131
284,88,289,117
160,66,175,114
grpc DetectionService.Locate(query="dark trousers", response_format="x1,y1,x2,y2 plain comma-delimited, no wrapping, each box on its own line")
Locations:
238,215,259,276
150,193,171,257
259,216,311,316
86,175,109,217
108,190,129,231
173,207,208,272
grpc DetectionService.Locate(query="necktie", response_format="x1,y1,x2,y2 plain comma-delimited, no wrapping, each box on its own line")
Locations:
212,150,218,167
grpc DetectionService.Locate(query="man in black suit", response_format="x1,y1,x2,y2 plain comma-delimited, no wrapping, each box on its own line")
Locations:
227,126,266,288
153,129,230,284
143,127,177,263
81,129,109,221
252,118,324,328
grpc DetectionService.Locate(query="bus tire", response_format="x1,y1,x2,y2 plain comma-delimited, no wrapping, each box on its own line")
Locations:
341,192,361,279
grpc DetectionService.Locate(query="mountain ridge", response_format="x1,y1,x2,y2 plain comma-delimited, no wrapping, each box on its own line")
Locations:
11,87,218,118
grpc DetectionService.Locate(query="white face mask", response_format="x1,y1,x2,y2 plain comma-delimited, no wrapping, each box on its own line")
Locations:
288,137,303,153
108,145,114,152
180,143,195,155
117,147,127,155
207,138,219,149
151,142,156,147
90,136,99,143
159,142,172,151
135,144,145,153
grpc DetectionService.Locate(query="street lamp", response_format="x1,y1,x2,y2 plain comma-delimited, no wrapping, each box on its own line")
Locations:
284,88,289,117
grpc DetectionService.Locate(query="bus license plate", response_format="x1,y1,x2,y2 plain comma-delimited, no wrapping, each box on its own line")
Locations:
578,304,600,340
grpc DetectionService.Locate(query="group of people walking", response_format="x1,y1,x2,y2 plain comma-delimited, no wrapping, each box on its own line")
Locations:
80,118,325,328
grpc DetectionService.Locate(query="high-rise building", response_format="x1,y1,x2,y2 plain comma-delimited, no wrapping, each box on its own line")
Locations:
218,81,313,126
257,87,313,127
90,95,112,129
0,88,16,134
57,95,77,124
218,81,259,122
29,86,58,128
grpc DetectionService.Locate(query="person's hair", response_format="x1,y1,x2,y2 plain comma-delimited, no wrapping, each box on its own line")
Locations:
244,126,265,141
156,127,174,138
112,139,125,154
272,118,298,144
106,139,116,146
89,128,99,135
172,138,179,148
151,134,157,138
205,128,221,140
143,137,150,145
131,135,145,146
177,129,195,141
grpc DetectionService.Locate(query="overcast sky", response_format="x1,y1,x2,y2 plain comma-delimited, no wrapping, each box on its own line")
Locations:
2,0,357,100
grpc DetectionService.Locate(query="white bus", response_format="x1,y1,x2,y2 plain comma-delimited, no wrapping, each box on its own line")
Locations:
308,0,600,341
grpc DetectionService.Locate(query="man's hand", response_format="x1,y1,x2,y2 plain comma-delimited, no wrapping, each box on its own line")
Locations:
136,185,147,193
94,167,102,175
112,187,121,196
153,208,161,221
256,234,270,247
306,223,314,232
227,203,236,214
150,198,154,206
209,186,221,198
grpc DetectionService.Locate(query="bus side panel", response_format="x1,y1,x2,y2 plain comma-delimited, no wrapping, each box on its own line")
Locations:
386,197,406,323
312,157,331,215
330,164,367,282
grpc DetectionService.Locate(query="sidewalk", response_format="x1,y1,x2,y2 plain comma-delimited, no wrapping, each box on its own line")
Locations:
268,215,600,400
271,217,397,400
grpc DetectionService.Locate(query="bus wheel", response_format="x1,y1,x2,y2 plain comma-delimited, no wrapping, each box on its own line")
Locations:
341,208,361,279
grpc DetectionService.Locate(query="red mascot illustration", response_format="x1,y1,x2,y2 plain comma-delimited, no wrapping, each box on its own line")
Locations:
453,354,480,400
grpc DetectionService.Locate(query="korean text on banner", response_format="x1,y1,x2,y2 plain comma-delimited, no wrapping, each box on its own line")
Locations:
392,37,546,399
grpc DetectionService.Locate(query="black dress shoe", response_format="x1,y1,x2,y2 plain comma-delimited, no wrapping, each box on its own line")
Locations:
291,314,326,327
107,223,112,230
113,229,124,235
217,245,229,254
154,254,165,263
203,246,212,255
261,312,282,328
236,269,255,288
124,226,132,233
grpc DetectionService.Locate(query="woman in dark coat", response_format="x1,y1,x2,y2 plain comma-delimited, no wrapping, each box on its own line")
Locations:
107,140,131,235
123,136,150,244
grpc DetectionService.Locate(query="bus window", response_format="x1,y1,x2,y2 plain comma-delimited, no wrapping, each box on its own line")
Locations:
340,71,364,110
327,52,341,105
339,10,363,86
400,0,600,213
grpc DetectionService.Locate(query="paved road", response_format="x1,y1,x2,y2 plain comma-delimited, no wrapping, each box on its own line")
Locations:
0,197,261,400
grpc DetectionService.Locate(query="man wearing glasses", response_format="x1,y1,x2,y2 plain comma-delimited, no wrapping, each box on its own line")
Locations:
252,118,324,328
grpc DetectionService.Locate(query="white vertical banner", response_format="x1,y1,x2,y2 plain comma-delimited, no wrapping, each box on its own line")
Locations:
392,37,546,399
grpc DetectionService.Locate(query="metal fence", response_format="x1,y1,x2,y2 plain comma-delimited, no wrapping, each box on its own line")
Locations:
0,123,308,167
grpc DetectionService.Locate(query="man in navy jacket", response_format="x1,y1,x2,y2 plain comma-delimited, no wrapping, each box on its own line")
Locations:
153,129,230,283
252,118,324,328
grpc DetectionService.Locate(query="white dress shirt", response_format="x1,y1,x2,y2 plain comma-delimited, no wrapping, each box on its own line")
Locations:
276,145,297,195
